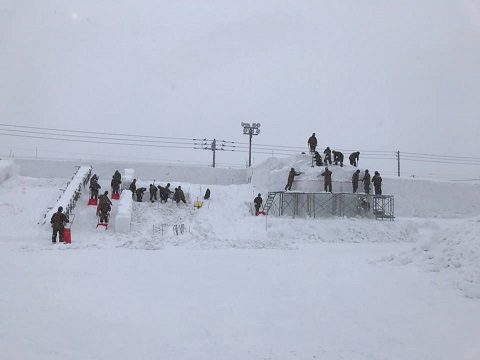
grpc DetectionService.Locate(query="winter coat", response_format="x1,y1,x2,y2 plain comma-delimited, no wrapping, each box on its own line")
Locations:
321,169,332,184
50,211,69,231
372,174,382,187
352,171,360,185
129,180,137,193
287,170,302,184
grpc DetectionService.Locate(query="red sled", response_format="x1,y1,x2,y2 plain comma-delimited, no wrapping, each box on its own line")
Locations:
257,211,266,216
96,222,108,229
111,193,120,200
63,228,71,244
88,198,98,206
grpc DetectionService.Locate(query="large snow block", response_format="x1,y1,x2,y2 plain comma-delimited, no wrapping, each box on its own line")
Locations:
115,190,133,234
122,168,136,191
0,159,17,184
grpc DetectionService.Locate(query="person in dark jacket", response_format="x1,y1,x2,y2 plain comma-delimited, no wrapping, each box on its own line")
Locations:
349,152,360,167
372,171,382,195
129,179,137,199
98,202,111,223
111,176,121,195
98,191,112,206
90,174,99,186
113,170,122,182
175,186,187,204
136,187,147,202
149,184,158,202
307,133,317,153
204,188,211,200
158,183,172,202
285,168,302,191
254,193,263,215
332,150,344,167
352,169,361,193
89,180,101,200
362,169,371,194
323,147,332,165
321,167,333,192
50,206,69,243
314,151,323,166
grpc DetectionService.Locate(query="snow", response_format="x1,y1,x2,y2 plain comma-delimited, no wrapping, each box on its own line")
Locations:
115,189,133,234
1,156,480,360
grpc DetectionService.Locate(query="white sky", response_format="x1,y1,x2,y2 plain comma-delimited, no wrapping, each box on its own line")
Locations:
0,1,479,178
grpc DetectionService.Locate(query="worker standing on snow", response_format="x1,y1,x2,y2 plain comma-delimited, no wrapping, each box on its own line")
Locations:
50,206,69,243
254,193,263,215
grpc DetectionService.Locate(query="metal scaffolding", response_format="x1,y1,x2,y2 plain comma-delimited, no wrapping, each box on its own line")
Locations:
263,191,394,220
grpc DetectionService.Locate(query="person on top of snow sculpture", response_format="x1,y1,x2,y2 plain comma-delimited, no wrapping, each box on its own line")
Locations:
349,151,360,167
352,169,361,193
321,166,333,192
361,169,371,194
285,167,303,191
332,150,344,167
307,133,317,153
323,147,332,165
372,171,382,195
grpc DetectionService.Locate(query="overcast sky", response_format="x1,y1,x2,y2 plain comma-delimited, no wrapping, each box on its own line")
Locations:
1,0,479,178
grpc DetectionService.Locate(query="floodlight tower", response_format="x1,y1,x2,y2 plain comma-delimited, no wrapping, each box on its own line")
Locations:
241,122,261,167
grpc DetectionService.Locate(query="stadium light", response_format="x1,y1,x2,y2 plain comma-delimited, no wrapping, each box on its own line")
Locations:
241,122,261,167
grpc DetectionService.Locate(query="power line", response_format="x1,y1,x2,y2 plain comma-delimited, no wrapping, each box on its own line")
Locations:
0,132,194,149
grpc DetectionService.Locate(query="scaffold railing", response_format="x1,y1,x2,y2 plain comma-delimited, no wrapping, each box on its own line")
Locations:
264,191,394,220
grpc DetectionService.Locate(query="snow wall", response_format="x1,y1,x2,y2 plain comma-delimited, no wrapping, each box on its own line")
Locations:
13,158,249,185
10,157,480,219
0,159,18,184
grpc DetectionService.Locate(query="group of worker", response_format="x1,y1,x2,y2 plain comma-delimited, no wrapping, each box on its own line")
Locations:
308,133,360,168
88,173,114,224
128,179,188,204
284,166,382,195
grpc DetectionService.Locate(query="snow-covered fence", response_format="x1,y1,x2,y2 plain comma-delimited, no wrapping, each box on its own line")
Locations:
40,166,92,225
0,159,17,184
115,190,133,234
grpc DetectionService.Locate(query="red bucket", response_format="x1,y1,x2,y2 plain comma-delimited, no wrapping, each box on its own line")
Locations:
63,228,71,244
111,193,120,200
88,198,98,206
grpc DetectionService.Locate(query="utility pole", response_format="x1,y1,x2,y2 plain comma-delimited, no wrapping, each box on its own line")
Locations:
193,138,235,168
241,122,261,167
397,151,400,177
211,139,216,168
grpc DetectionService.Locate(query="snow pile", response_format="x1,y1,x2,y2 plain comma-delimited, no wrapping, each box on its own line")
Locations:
0,159,17,184
384,217,480,299
121,168,136,190
115,190,133,234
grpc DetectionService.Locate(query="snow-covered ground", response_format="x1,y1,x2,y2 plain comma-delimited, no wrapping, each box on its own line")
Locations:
1,157,479,360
